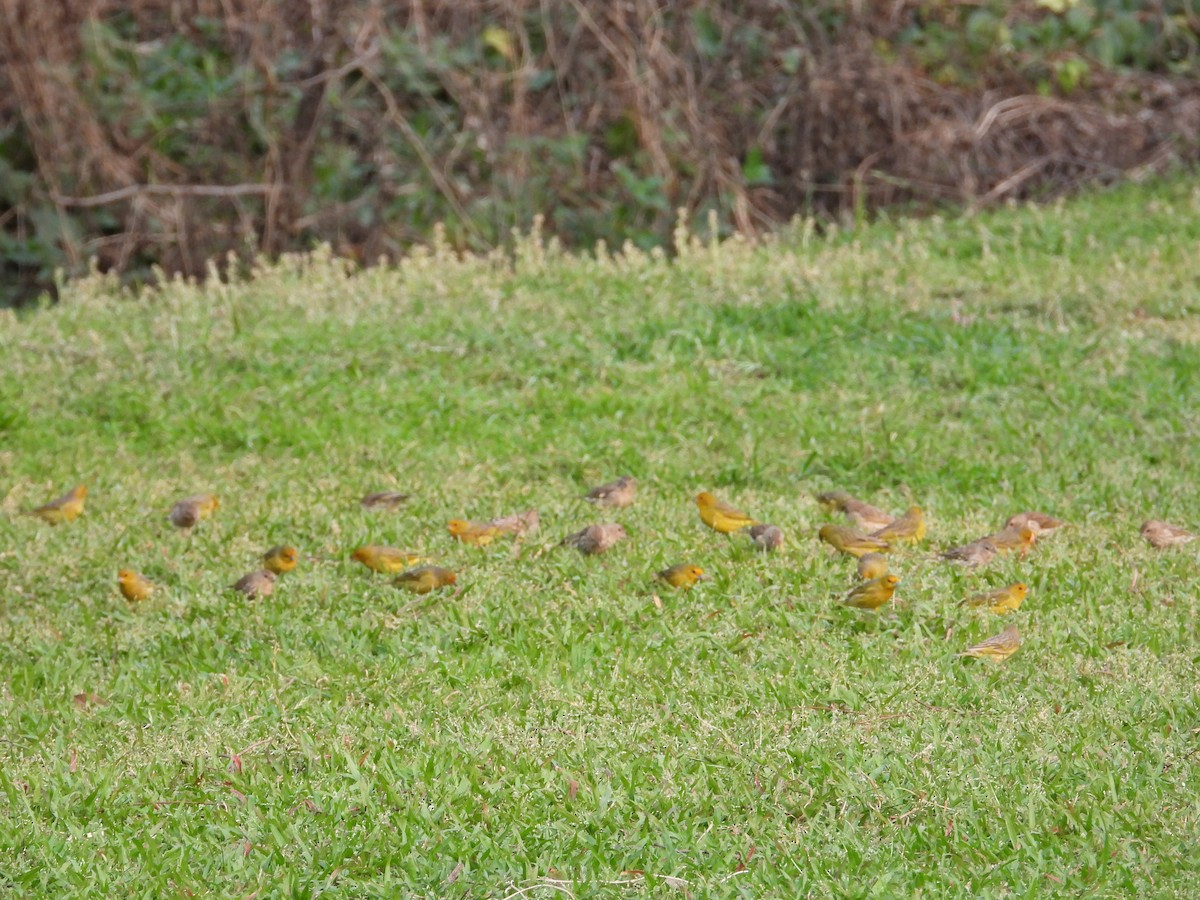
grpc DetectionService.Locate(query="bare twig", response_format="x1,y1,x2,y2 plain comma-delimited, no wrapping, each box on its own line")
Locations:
54,183,277,208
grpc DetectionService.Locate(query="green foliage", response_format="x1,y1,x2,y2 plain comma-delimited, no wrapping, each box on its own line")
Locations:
2,178,1200,893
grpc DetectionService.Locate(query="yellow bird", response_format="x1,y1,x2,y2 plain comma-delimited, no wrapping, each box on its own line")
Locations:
960,582,1028,614
28,484,87,525
117,569,154,602
488,509,540,536
871,506,926,545
695,492,757,534
585,476,636,509
842,574,901,610
394,565,458,594
231,569,276,598
561,523,628,555
169,493,219,529
818,524,890,558
959,625,1021,662
748,523,784,551
856,553,889,580
262,545,299,575
361,491,410,510
447,519,504,546
352,545,429,574
1140,520,1195,549
815,491,893,532
656,563,706,589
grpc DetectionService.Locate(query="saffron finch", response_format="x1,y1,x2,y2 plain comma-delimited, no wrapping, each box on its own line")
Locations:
361,491,410,510
816,491,893,532
169,493,219,529
656,563,706,589
696,492,757,534
987,525,1037,556
561,523,628,555
394,565,458,594
843,574,901,610
856,553,889,580
959,625,1021,662
1141,520,1195,549
585,476,636,508
488,508,540,536
263,545,298,574
232,569,276,598
818,524,890,558
117,569,154,602
447,519,504,546
1005,512,1065,535
748,523,784,551
961,583,1028,614
352,545,429,573
28,484,87,524
871,506,926,545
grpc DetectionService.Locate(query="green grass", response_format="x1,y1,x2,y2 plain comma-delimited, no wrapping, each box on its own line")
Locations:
2,178,1200,897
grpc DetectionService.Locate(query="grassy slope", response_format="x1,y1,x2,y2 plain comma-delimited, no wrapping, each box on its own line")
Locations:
1,180,1199,897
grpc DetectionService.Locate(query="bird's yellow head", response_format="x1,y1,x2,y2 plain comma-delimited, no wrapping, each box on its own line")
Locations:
907,505,922,516
279,546,298,563
73,485,89,499
884,575,901,587
117,569,134,581
818,524,836,541
444,570,458,585
351,547,370,563
447,519,469,535
1013,583,1028,595
695,492,715,506
815,491,846,509
686,565,705,580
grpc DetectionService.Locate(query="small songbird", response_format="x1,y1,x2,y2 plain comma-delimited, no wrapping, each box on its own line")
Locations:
871,506,926,545
585,476,636,509
987,525,1037,556
231,569,276,598
959,625,1021,662
394,565,458,595
940,538,997,568
748,523,784,551
818,524,890,558
960,582,1028,614
28,484,87,524
262,545,299,575
169,493,219,530
695,492,757,534
1140,520,1196,549
856,553,889,580
361,491,410,510
1005,512,1066,535
488,509,540,536
447,519,504,546
117,569,154,602
655,563,706,590
842,574,901,610
352,546,429,574
561,523,628,555
815,491,894,532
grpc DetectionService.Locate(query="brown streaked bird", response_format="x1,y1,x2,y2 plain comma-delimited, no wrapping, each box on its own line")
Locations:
561,523,628,555
117,569,154,602
818,524,890,558
815,491,893,532
655,563,706,590
1005,512,1066,535
856,552,889,580
394,565,457,595
169,493,219,530
262,545,299,575
696,492,758,535
748,523,784,551
361,491,410,510
488,508,540,536
352,545,429,574
960,582,1028,614
940,538,997,568
584,476,636,509
1140,520,1196,549
447,518,504,546
871,506,926,545
842,574,901,610
959,625,1021,662
231,569,276,598
28,484,87,525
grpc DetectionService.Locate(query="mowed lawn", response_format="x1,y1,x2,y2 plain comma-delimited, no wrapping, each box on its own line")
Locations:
2,179,1200,897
